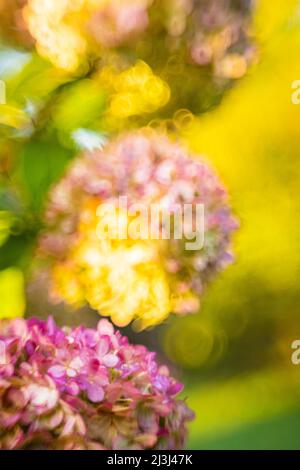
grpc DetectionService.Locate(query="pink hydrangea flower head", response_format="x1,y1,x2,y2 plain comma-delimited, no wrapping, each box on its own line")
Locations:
37,130,237,329
0,317,194,450
163,0,255,78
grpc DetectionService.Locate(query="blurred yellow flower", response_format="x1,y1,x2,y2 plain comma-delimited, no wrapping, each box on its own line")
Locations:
51,199,171,329
99,60,170,118
25,0,152,72
25,0,90,71
0,268,25,319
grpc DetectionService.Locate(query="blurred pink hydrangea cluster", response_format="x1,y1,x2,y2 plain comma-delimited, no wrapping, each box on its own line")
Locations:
38,131,237,329
1,0,255,80
0,316,193,450
162,0,255,79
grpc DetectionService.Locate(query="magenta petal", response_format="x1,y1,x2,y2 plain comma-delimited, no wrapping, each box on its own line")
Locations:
169,382,184,395
87,383,104,403
96,337,109,357
97,320,114,337
89,358,100,372
46,316,56,335
48,365,65,378
65,381,80,396
102,354,118,368
0,340,7,365
84,329,98,347
25,340,36,356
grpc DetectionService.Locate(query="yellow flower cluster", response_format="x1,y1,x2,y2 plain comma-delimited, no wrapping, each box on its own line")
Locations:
25,0,93,71
24,0,152,72
99,61,170,118
51,199,171,330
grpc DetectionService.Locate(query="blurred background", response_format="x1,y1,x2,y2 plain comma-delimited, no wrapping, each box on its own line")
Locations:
1,0,300,449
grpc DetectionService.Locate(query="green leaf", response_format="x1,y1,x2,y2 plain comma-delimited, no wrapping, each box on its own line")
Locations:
18,136,74,213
